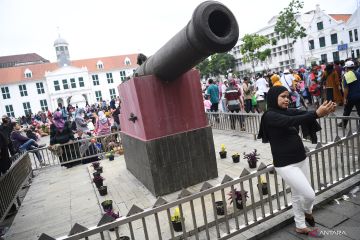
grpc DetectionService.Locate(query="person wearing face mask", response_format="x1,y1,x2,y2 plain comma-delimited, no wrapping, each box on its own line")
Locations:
258,86,336,238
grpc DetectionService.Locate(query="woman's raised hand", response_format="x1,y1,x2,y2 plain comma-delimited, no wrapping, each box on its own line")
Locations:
316,100,336,118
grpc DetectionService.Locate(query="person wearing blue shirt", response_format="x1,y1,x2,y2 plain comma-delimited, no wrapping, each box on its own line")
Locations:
206,78,220,123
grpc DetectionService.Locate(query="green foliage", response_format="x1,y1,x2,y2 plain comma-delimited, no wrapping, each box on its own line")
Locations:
196,53,235,78
274,0,307,42
240,34,271,73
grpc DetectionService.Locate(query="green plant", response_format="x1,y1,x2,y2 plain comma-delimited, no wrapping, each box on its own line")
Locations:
232,152,240,157
220,144,226,153
227,189,248,209
171,207,183,223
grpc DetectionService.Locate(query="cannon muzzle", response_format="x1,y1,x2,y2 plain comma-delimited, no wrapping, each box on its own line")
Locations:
135,1,239,81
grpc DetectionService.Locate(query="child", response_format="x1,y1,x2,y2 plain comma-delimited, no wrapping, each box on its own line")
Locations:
203,94,212,112
309,80,321,108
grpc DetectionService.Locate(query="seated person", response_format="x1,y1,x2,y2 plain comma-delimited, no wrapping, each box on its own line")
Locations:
10,124,46,165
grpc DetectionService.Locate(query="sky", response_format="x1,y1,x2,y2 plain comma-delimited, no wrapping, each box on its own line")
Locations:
0,0,357,62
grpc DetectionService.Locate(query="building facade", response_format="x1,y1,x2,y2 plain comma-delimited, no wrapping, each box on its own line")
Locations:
232,5,360,77
0,36,138,118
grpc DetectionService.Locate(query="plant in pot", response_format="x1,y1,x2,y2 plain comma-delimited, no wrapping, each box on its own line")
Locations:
98,185,108,196
215,200,225,215
227,189,248,210
92,161,101,170
171,207,184,232
243,149,260,169
104,209,121,232
231,153,240,163
93,175,104,188
101,199,113,212
219,144,227,159
105,150,115,161
257,175,268,195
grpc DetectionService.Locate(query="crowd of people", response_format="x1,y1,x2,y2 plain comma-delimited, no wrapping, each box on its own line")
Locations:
0,98,122,174
203,59,360,128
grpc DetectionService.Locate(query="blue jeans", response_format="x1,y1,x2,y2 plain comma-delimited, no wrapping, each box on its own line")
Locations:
19,139,42,162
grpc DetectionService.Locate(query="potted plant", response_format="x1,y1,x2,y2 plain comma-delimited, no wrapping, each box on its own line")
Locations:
171,207,184,232
104,209,120,231
219,144,227,159
243,149,260,169
93,171,101,178
227,189,248,210
231,153,240,163
257,176,268,195
101,200,113,212
105,150,115,161
98,186,108,196
215,201,225,215
92,161,100,170
96,166,103,173
93,175,104,188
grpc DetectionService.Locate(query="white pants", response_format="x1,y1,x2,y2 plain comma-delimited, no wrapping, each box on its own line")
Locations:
275,160,315,229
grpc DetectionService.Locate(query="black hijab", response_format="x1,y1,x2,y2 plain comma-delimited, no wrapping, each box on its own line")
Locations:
258,86,321,143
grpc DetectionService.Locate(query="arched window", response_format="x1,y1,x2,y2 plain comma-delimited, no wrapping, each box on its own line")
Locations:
124,57,131,66
24,68,32,78
97,60,104,69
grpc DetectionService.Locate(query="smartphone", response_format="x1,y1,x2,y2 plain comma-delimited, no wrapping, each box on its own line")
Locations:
326,88,334,102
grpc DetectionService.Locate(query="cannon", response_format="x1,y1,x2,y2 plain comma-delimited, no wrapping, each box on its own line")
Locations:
135,0,239,81
119,1,239,196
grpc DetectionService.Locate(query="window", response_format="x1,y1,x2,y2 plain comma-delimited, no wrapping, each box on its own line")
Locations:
62,79,69,89
308,40,315,50
317,22,323,30
36,82,45,94
349,31,353,42
321,54,328,64
120,71,126,81
23,102,31,115
357,49,360,58
24,69,32,78
330,33,338,45
5,105,14,117
97,60,104,69
332,51,340,62
92,75,99,85
78,77,84,87
106,73,113,83
1,87,10,99
124,57,131,65
109,88,116,99
355,29,358,41
95,91,102,101
319,37,326,47
19,84,28,97
54,80,60,91
70,78,76,88
40,99,48,111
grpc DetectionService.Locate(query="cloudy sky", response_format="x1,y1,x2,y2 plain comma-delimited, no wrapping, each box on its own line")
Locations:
0,0,357,62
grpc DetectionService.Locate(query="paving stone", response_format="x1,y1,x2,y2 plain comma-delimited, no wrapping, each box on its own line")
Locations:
314,207,349,228
326,201,360,218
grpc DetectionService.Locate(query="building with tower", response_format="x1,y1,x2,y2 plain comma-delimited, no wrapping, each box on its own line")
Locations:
0,36,138,118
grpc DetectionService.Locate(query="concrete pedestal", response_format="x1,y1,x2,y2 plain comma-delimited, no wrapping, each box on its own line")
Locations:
121,126,217,196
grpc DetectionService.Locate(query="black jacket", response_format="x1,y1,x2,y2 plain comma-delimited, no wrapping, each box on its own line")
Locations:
259,110,319,167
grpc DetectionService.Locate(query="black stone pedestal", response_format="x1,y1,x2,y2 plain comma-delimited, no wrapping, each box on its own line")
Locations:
121,126,218,196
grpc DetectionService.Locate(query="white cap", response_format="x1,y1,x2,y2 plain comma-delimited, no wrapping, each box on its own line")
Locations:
345,60,354,68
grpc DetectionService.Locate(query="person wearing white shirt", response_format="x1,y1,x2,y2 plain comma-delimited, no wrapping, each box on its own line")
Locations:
280,69,300,108
221,80,229,112
255,74,269,105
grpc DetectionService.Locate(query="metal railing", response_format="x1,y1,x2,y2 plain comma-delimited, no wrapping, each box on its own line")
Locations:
28,132,121,170
46,129,360,240
207,112,360,144
0,152,32,221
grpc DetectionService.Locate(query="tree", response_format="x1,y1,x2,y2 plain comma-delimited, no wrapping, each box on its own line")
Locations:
196,53,235,79
240,34,271,74
274,0,307,67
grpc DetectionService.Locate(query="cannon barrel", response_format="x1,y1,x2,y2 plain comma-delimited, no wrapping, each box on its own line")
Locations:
135,1,239,81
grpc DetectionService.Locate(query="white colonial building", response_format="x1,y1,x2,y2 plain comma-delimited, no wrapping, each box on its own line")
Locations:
232,4,360,77
0,36,138,118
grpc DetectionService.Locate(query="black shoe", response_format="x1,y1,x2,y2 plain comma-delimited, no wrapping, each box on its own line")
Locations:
305,215,316,227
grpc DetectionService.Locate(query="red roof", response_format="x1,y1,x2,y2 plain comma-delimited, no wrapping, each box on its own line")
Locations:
329,14,352,22
0,53,138,85
0,53,49,67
